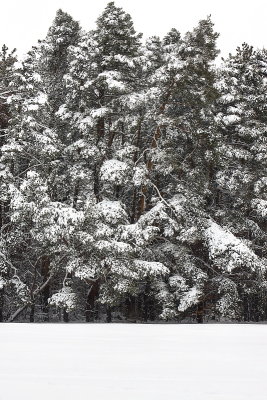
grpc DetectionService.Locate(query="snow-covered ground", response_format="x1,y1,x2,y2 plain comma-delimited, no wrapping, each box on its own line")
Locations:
1,324,267,400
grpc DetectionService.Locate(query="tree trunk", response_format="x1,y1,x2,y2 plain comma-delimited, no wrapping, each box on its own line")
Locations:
96,117,105,144
142,280,152,322
106,306,112,323
131,188,137,223
85,281,99,322
63,308,69,323
29,304,35,322
40,255,50,321
125,296,137,322
196,302,204,323
73,182,80,209
137,79,176,217
93,166,101,203
8,274,52,322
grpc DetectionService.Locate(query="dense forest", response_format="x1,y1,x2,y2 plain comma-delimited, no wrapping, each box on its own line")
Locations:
0,2,266,323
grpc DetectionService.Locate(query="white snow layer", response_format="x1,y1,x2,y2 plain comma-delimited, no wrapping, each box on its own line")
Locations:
205,220,263,272
100,159,129,184
178,286,202,312
0,324,267,400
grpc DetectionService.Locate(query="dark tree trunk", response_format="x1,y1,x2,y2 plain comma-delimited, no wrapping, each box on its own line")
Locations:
73,182,80,209
131,188,137,223
196,302,204,323
63,308,69,323
96,117,105,143
29,304,35,322
0,200,10,232
85,281,99,322
106,306,112,323
142,280,152,322
93,166,101,203
125,296,137,322
41,255,50,321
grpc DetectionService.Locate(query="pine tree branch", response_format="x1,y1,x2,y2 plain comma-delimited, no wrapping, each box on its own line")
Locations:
7,274,53,322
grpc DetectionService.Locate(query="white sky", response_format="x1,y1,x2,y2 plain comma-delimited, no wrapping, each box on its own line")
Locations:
1,0,267,59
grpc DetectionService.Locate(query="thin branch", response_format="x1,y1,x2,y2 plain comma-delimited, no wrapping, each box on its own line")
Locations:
8,274,53,322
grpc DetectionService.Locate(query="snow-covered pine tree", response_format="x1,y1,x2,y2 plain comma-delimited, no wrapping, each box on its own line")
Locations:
0,45,17,226
28,10,82,321
87,1,143,205
0,45,18,321
0,11,84,322
39,9,81,113
213,44,267,320
124,17,221,321
55,3,171,321
0,45,17,135
0,49,43,320
0,4,266,323
156,17,221,322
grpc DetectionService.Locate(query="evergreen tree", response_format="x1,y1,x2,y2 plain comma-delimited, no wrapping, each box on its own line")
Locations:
128,17,221,321
0,45,17,134
0,45,17,321
0,4,266,323
56,2,169,321
214,44,267,320
0,11,82,322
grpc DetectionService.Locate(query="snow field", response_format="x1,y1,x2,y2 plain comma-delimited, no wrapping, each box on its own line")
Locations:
0,324,267,400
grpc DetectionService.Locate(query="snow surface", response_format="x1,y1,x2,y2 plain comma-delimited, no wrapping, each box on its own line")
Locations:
1,324,267,400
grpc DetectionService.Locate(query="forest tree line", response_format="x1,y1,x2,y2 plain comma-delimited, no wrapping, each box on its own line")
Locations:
0,2,266,322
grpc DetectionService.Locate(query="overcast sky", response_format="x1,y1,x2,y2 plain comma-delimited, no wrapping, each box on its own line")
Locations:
1,0,266,59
